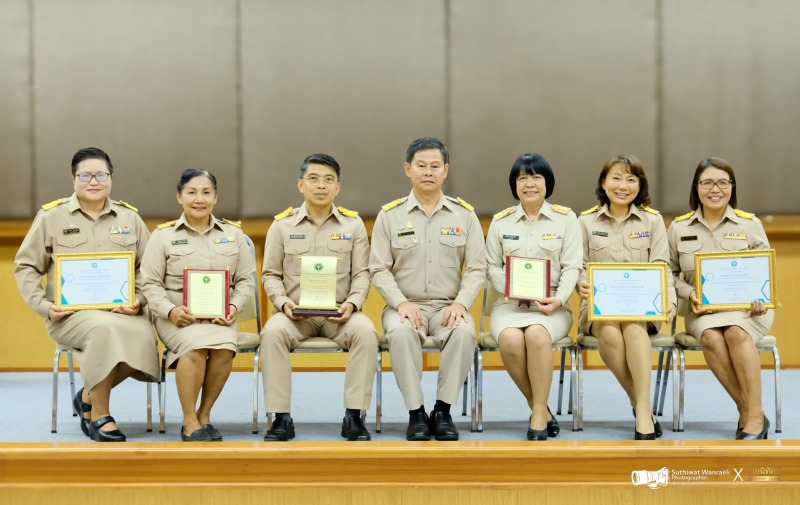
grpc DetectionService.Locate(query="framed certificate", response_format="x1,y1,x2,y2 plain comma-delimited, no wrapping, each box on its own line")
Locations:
294,256,341,317
587,263,667,322
54,251,135,311
505,256,550,301
183,269,230,320
694,249,776,311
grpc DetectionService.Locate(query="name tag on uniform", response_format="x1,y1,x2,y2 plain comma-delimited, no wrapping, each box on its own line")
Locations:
63,227,80,235
629,230,651,239
502,234,519,240
331,233,353,240
289,234,305,239
441,227,461,236
109,226,131,234
398,231,415,237
214,236,235,244
680,236,697,242
592,231,608,237
724,233,747,240
541,233,563,240
172,239,189,246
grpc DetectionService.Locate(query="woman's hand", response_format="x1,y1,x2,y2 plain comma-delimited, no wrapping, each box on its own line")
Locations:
689,290,712,316
534,297,562,315
744,299,766,319
213,305,238,326
665,302,677,324
112,299,142,316
577,281,590,300
169,305,196,327
48,305,75,323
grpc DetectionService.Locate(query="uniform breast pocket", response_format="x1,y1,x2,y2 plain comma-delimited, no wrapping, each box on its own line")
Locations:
439,235,466,268
720,239,749,252
391,236,421,270
211,242,239,270
55,233,88,250
677,241,702,272
284,239,310,275
167,244,197,275
588,235,610,261
328,239,353,273
108,234,137,250
502,239,521,257
628,237,651,262
539,238,563,260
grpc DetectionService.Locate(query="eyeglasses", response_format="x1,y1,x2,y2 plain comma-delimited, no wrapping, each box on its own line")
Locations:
697,179,732,190
303,175,338,185
75,172,111,183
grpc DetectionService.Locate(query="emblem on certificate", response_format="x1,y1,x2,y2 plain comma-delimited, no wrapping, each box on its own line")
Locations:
504,256,551,302
292,256,341,317
54,251,135,310
183,268,230,320
694,249,777,311
587,263,667,321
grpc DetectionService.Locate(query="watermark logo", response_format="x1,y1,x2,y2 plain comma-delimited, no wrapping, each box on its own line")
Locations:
631,467,669,489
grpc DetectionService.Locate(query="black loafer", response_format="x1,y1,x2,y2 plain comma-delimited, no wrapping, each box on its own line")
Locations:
546,406,560,438
264,416,295,441
341,416,371,441
88,416,126,442
736,416,769,440
634,429,656,440
72,388,91,437
527,427,548,441
428,410,459,441
632,408,662,438
182,426,212,442
406,411,431,441
203,424,222,441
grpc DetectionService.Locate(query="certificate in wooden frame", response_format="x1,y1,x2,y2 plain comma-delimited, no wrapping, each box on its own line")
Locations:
694,249,776,311
54,251,135,311
183,269,231,320
587,262,667,322
504,256,551,302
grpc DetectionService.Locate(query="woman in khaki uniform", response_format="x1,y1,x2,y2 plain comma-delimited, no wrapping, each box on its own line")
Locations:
486,153,582,440
141,169,255,442
667,158,772,439
14,147,159,442
576,155,676,440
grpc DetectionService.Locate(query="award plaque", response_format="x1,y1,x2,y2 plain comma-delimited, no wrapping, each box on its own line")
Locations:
695,249,776,311
55,251,135,310
183,269,230,320
293,256,341,317
587,263,667,322
505,256,550,301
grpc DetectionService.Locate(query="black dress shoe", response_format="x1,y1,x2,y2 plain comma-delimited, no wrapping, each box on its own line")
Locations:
88,416,126,442
735,426,744,439
203,424,222,441
428,410,459,441
634,429,656,440
406,411,431,441
546,406,560,438
264,416,296,441
527,427,548,441
182,426,212,442
72,388,91,437
632,408,662,438
341,416,371,441
736,416,769,440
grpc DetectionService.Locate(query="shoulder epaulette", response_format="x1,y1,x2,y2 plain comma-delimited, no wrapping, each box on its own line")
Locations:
640,205,659,215
221,218,241,228
493,207,514,221
581,205,600,216
274,207,294,221
675,210,695,222
734,209,755,219
381,198,405,212
157,220,176,229
551,204,571,215
115,200,138,212
41,198,68,211
337,206,359,218
455,197,474,212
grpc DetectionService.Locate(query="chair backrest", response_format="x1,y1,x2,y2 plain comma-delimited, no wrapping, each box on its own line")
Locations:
237,234,262,334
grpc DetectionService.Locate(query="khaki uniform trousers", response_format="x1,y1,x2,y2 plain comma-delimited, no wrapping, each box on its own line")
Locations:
262,312,378,413
382,304,475,410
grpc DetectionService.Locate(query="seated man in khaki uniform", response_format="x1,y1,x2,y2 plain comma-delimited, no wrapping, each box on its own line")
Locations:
261,153,378,441
369,137,487,441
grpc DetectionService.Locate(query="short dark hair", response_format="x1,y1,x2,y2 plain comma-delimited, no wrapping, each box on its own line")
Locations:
689,157,738,211
508,152,555,200
300,153,341,178
406,137,448,164
594,154,651,208
177,168,217,193
71,147,113,176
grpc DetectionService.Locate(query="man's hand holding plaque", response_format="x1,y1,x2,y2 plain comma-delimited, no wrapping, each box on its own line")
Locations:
291,256,341,317
505,255,551,307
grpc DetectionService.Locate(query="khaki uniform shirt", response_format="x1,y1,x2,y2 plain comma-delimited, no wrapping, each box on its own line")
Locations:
667,206,770,300
578,203,677,306
369,191,487,310
14,194,149,317
140,213,255,319
262,203,370,311
486,202,582,306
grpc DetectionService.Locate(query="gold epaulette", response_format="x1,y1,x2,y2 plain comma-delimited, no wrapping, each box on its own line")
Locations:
337,206,359,218
274,207,293,221
381,198,405,212
640,205,659,215
551,204,571,215
581,205,600,216
115,200,138,212
493,207,514,221
674,210,695,222
221,218,241,228
157,220,176,229
734,209,755,219
41,198,68,211
456,197,474,212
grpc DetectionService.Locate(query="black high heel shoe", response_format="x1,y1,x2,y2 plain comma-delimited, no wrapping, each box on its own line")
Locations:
632,408,662,438
634,429,656,440
736,416,769,440
546,406,560,438
72,388,91,437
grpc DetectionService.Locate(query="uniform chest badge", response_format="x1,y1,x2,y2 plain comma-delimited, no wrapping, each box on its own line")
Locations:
541,233,563,240
441,226,461,236
109,225,131,235
630,230,651,239
171,239,189,246
406,221,414,229
502,234,519,240
289,234,305,239
592,231,608,237
331,233,353,240
63,224,80,235
214,236,235,244
724,233,747,240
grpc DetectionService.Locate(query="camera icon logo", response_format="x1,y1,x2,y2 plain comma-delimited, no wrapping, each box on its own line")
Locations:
631,467,669,489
